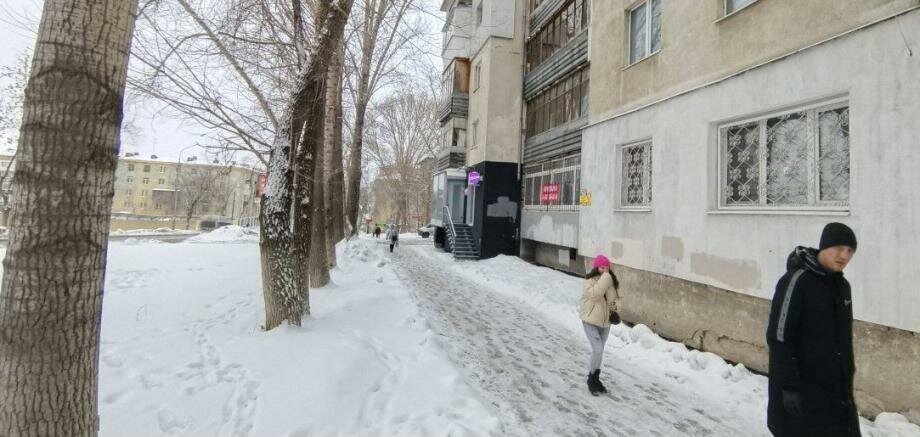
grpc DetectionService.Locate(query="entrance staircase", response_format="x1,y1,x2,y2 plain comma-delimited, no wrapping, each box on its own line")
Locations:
443,205,479,260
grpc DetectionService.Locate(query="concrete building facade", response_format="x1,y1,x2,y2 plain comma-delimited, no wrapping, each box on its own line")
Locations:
440,0,920,424
111,154,261,230
577,0,920,423
434,0,525,260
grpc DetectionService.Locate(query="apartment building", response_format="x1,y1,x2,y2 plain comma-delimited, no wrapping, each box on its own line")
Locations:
112,154,261,228
440,0,920,423
434,0,525,259
576,0,920,422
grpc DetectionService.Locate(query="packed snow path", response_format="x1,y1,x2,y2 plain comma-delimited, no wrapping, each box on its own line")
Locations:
391,245,765,437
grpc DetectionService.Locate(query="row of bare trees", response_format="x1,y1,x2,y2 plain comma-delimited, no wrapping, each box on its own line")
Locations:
0,0,438,433
128,0,430,323
366,85,439,229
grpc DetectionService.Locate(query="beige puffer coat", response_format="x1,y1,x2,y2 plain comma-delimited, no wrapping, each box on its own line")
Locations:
580,272,620,328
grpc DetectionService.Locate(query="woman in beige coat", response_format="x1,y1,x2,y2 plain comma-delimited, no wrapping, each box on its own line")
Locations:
580,254,620,396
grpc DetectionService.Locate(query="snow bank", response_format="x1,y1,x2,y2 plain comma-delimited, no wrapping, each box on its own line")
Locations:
111,228,197,236
184,225,259,243
410,247,920,436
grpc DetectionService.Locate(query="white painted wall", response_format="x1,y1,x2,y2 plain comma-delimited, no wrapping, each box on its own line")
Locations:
469,0,518,56
521,210,579,248
579,12,920,333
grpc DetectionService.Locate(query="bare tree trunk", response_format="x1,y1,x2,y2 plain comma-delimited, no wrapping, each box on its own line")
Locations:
260,0,353,330
345,0,387,237
325,44,344,267
0,1,138,435
345,96,369,237
329,71,346,243
259,129,297,329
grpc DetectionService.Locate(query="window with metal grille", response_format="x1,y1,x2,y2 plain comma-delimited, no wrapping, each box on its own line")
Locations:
719,101,850,209
522,155,581,211
620,141,652,208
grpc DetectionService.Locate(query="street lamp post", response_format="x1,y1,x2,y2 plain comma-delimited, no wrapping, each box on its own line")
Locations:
171,145,198,230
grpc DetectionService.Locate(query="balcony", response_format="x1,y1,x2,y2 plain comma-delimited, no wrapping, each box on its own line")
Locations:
437,94,469,124
442,0,472,59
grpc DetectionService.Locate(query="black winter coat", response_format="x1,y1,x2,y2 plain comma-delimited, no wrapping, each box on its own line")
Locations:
766,247,860,437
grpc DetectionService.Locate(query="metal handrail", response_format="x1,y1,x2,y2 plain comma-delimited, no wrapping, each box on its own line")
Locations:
442,204,457,249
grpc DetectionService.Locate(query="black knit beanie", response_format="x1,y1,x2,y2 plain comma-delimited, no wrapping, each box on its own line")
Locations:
819,222,857,252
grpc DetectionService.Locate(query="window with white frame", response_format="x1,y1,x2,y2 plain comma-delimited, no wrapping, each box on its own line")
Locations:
476,2,483,25
620,141,652,207
628,0,661,65
522,155,581,211
719,101,850,209
725,0,757,15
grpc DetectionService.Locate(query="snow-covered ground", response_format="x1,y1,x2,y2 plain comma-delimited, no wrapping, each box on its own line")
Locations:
0,228,916,436
95,229,498,436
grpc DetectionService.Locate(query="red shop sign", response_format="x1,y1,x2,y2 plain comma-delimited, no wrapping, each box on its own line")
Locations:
540,183,560,204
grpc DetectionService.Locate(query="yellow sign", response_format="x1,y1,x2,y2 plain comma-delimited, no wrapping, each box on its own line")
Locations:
579,191,592,207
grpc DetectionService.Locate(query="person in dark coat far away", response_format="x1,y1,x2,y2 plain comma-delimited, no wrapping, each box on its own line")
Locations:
766,222,860,437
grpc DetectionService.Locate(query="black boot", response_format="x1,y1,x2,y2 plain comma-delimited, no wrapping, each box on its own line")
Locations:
587,372,600,396
591,369,607,394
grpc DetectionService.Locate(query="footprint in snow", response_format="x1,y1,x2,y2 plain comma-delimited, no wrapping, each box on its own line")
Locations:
157,409,193,433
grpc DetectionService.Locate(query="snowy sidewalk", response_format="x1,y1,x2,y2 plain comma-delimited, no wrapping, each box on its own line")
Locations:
391,245,759,436
390,243,920,437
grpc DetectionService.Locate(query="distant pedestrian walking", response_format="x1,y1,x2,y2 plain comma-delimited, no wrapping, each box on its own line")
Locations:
386,224,399,253
374,226,381,239
580,254,621,396
766,222,860,437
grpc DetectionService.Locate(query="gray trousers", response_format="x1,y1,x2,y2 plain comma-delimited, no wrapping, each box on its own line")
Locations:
582,321,610,373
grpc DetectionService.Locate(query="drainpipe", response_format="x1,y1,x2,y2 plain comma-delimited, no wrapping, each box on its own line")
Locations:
516,0,528,256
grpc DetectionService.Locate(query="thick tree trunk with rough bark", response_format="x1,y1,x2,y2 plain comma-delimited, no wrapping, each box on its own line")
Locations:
324,44,344,267
329,76,346,244
293,81,326,298
259,129,299,329
0,1,138,435
259,0,353,330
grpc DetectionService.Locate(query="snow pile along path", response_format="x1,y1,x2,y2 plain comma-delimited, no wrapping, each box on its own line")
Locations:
184,225,259,243
401,247,920,437
89,236,498,436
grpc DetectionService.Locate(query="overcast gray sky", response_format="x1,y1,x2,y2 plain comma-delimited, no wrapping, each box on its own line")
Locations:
1,0,443,165
1,0,212,161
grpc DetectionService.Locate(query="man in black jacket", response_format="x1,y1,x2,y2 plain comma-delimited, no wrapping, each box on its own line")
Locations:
766,222,860,437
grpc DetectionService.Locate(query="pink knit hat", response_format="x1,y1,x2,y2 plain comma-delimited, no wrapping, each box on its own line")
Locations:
592,254,611,269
